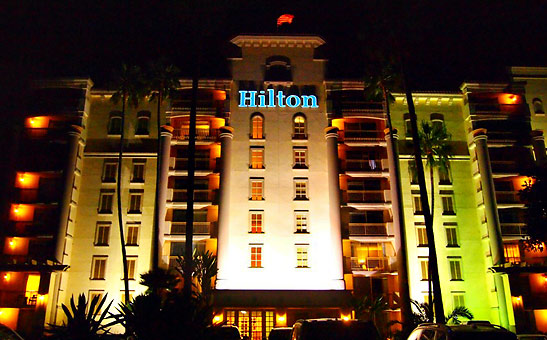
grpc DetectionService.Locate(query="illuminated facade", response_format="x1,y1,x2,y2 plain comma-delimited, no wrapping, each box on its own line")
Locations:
1,35,546,338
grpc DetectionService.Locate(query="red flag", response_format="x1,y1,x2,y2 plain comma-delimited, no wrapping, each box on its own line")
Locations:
277,14,294,27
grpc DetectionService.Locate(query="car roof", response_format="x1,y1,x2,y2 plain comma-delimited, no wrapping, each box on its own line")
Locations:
417,323,511,333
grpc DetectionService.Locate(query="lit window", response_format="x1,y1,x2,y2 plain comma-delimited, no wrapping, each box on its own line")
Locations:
293,147,308,169
295,211,309,233
226,310,236,326
416,225,428,247
265,311,274,338
135,111,150,135
98,190,114,213
453,293,465,308
420,258,429,281
250,147,265,169
239,311,250,337
91,256,107,280
108,112,122,135
131,160,145,183
294,178,308,200
504,243,521,264
293,114,307,139
102,161,117,183
250,178,264,200
413,195,423,215
251,311,262,340
94,222,111,246
126,223,140,246
126,257,137,280
296,244,309,268
449,258,463,280
250,245,262,268
251,114,264,139
128,190,143,213
442,195,455,215
249,211,264,233
445,224,458,247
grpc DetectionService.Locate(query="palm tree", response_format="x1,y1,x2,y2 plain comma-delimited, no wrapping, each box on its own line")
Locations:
147,60,181,270
445,306,473,325
417,121,453,315
111,64,146,305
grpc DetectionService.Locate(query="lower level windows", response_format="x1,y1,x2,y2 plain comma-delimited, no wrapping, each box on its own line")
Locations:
295,211,309,233
91,256,107,280
250,244,263,268
449,257,463,281
249,210,264,233
419,257,429,281
296,244,309,268
452,292,465,308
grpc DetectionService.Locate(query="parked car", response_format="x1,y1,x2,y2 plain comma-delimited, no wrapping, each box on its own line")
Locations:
0,324,24,340
205,325,242,340
290,319,379,340
407,321,517,340
268,327,292,340
517,335,547,340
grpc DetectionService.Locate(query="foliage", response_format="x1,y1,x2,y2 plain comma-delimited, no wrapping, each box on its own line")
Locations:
363,53,401,105
176,249,218,298
417,121,453,178
139,268,180,296
47,294,113,340
110,64,147,108
445,306,474,325
146,60,181,104
353,295,388,324
520,165,547,252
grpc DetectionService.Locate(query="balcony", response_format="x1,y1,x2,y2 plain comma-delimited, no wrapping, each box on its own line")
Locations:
490,161,520,176
328,100,384,117
172,189,215,203
172,128,219,142
14,188,60,204
343,159,389,178
500,223,527,237
496,191,525,208
173,158,214,171
0,291,39,308
345,190,389,204
350,256,391,272
348,223,390,237
169,222,211,235
342,130,385,143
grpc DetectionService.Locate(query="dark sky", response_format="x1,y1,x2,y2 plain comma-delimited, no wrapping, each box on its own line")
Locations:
3,0,547,92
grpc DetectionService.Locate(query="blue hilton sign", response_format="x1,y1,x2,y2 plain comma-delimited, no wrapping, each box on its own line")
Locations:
239,90,318,108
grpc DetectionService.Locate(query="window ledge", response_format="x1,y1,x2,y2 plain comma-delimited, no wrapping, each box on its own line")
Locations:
97,211,113,215
94,244,109,247
294,198,309,201
292,166,309,170
249,137,266,141
249,167,266,170
126,244,139,247
450,279,464,282
294,231,310,234
249,198,265,201
446,245,460,248
90,278,106,281
130,180,145,184
102,180,116,184
107,134,122,138
443,212,456,216
248,232,265,234
417,244,428,247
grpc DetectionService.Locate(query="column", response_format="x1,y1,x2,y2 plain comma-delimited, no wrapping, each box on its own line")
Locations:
384,128,412,325
215,126,234,288
55,125,82,263
493,272,511,329
325,126,344,289
156,125,173,267
531,130,546,165
473,129,504,265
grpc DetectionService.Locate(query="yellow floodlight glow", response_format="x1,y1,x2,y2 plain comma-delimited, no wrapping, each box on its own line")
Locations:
213,314,222,324
4,274,10,281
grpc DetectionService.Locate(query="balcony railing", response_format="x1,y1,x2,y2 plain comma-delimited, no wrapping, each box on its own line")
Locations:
345,159,384,171
0,291,39,308
349,223,388,236
346,190,386,203
343,130,384,141
350,256,390,271
501,223,527,236
14,189,60,203
490,161,519,174
172,128,219,141
496,191,522,204
170,222,211,235
172,189,214,202
174,158,213,171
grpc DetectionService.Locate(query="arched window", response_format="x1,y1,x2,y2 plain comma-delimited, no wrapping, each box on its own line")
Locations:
250,113,264,139
293,114,307,139
135,111,151,135
532,98,544,114
108,111,122,135
430,113,445,131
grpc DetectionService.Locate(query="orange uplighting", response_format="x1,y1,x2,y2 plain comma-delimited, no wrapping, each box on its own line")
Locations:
213,314,223,324
8,240,15,249
3,274,10,281
15,172,39,188
341,313,352,321
10,204,33,221
13,206,19,214
499,93,521,105
0,308,19,330
25,116,49,128
276,313,287,326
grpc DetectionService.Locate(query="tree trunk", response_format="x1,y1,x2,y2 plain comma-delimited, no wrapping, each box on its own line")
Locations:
152,89,163,270
428,165,434,321
402,67,445,323
117,94,130,305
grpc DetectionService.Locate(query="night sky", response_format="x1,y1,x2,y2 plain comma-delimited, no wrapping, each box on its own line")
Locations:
3,0,547,94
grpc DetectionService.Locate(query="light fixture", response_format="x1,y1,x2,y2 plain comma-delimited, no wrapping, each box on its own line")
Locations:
38,295,45,302
13,206,19,214
29,118,35,126
516,296,521,301
342,315,350,321
240,310,247,315
18,174,25,183
213,315,222,324
9,240,15,248
3,274,10,281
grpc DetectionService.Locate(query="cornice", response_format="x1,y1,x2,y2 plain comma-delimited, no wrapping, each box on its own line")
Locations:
231,35,325,48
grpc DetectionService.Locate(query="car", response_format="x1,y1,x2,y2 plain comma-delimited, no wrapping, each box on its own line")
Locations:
407,321,517,340
268,327,292,340
517,335,547,340
0,324,24,340
290,318,380,340
205,325,242,340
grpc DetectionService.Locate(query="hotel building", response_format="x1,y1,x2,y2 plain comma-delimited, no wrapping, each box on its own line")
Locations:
1,35,546,339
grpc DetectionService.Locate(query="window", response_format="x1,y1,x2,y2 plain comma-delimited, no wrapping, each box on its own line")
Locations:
408,162,418,184
296,244,309,268
250,147,265,169
442,195,455,215
532,98,544,114
295,211,309,233
431,113,445,131
91,256,107,279
126,257,137,280
251,114,264,139
94,222,111,246
108,112,122,135
251,311,263,340
449,258,463,280
98,189,114,213
250,178,264,200
89,290,104,304
293,147,308,169
445,224,458,247
294,178,308,200
128,190,143,213
293,114,307,139
404,113,412,137
420,258,429,281
250,244,262,268
120,291,135,304
135,111,150,135
453,293,465,308
126,223,140,246
504,243,521,264
131,160,145,183
416,225,428,247
265,311,274,339
438,164,452,185
102,161,117,183
413,195,423,215
226,310,236,326
249,211,264,233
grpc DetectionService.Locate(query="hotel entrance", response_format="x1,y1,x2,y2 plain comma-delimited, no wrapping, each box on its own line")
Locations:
225,310,275,340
